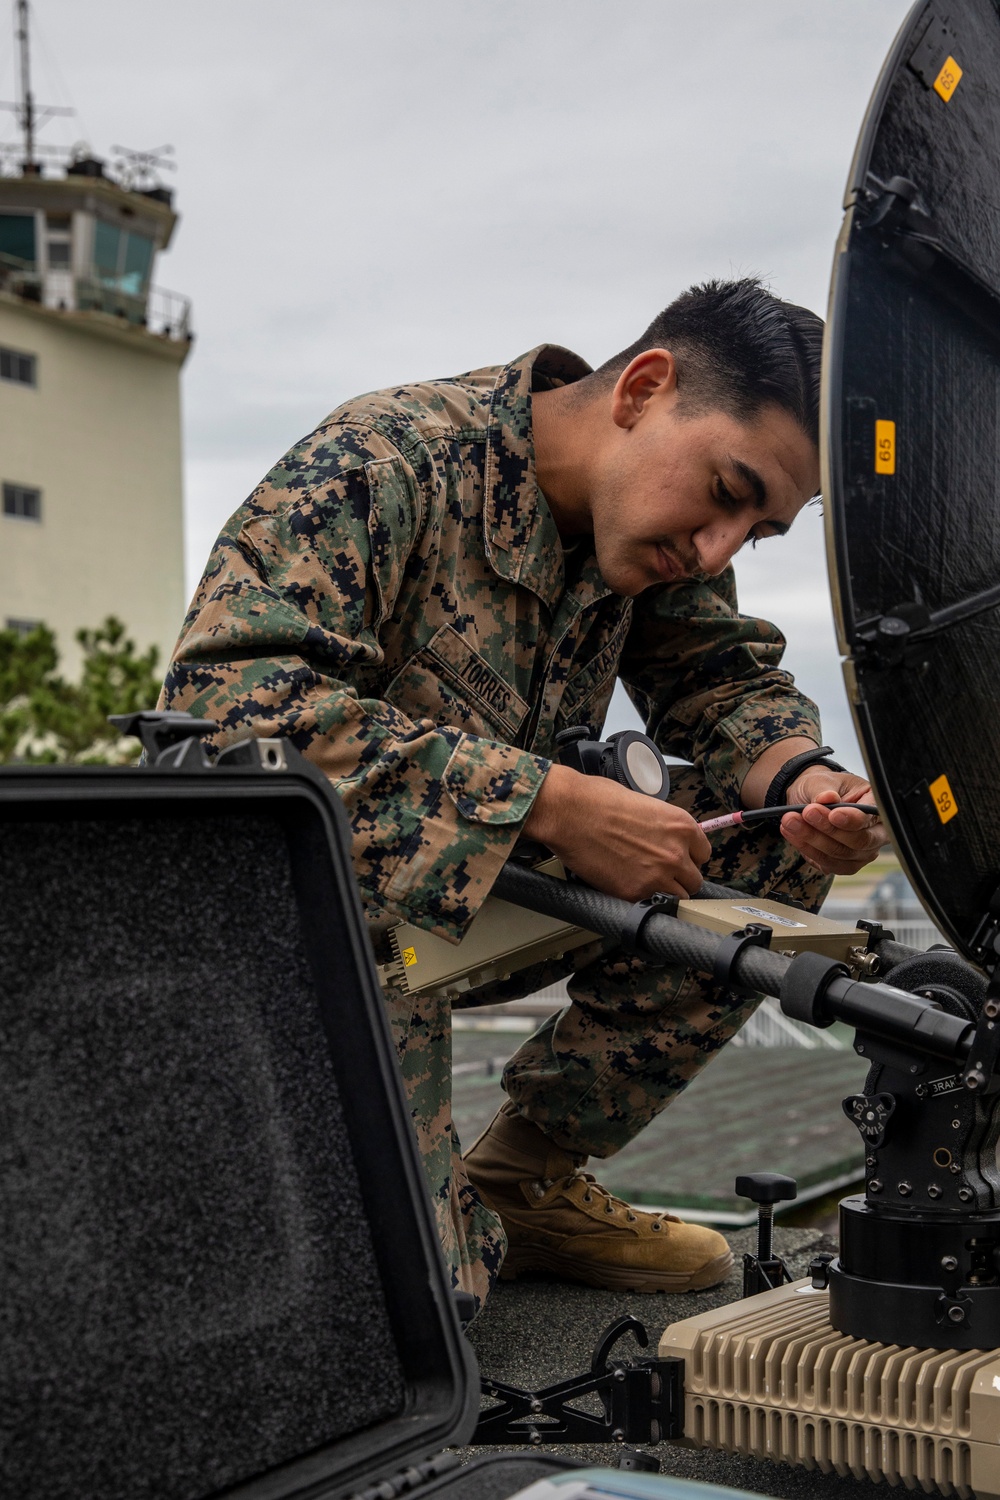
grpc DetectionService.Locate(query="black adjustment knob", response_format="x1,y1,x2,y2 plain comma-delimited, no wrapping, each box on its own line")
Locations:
554,726,591,750
554,725,597,775
616,1448,661,1473
735,1172,797,1205
737,1173,797,1269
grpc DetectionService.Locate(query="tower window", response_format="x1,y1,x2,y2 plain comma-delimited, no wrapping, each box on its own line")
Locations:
93,220,154,296
3,483,42,521
0,211,36,268
0,347,36,385
5,617,41,636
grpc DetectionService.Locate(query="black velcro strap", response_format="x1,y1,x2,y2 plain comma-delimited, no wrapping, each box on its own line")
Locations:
764,744,845,808
780,950,850,1028
713,922,772,991
619,892,679,964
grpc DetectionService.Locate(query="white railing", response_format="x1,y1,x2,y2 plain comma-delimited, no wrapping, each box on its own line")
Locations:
74,277,191,340
0,253,191,341
888,919,946,949
732,996,843,1049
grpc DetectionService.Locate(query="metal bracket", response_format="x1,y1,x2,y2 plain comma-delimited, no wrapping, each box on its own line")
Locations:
860,173,926,235
960,970,1000,1093
857,171,940,279
741,1251,793,1298
854,1029,929,1078
712,921,772,992
970,886,1000,971
856,917,894,946
853,602,934,671
109,709,217,768
472,1315,684,1447
620,892,679,965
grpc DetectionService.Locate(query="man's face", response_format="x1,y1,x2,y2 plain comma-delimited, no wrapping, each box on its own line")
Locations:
587,355,820,598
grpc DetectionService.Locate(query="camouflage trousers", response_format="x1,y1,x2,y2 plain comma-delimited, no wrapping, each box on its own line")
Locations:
380,766,831,1309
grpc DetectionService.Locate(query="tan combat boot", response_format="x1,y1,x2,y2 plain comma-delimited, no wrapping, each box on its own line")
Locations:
464,1100,732,1293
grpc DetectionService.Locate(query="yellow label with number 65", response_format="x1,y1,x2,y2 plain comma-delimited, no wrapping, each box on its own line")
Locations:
929,774,958,824
934,56,963,102
875,419,896,474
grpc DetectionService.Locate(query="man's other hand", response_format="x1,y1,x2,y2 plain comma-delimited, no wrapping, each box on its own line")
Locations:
778,767,888,876
524,763,711,900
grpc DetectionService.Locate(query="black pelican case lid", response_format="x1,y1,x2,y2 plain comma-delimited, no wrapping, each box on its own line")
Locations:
824,0,1000,967
0,751,569,1500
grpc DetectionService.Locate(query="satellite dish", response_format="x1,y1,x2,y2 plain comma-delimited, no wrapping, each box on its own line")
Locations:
825,0,1000,968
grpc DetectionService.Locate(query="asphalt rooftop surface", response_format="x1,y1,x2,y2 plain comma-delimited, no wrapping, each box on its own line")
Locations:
460,1227,893,1499
452,1028,868,1220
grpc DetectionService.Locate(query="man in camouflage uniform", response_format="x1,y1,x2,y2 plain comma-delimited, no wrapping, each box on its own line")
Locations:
162,279,886,1309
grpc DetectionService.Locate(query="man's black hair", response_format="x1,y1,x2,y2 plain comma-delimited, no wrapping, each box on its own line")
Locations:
590,277,824,445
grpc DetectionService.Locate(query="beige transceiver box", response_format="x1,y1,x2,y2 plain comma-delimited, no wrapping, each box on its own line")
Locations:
676,897,867,960
379,858,599,1000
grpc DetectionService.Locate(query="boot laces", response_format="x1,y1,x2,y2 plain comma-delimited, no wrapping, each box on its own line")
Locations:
550,1167,681,1228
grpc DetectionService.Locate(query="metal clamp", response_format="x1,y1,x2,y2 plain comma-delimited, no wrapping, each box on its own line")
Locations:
712,922,772,991
620,892,679,965
960,973,1000,1092
109,709,217,767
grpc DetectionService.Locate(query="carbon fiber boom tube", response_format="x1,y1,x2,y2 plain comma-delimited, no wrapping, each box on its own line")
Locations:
491,862,973,1067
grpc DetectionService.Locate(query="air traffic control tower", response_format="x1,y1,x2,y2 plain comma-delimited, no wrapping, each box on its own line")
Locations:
0,2,190,674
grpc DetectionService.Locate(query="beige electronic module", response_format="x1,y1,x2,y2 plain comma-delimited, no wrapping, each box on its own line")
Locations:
378,858,600,1000
378,860,873,1000
676,897,868,962
660,1279,1000,1499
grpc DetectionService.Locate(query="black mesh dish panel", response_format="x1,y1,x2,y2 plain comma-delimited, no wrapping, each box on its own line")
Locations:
826,0,1000,962
0,810,405,1500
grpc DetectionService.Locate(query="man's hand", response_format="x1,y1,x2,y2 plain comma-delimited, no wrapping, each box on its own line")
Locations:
525,763,711,900
778,765,888,876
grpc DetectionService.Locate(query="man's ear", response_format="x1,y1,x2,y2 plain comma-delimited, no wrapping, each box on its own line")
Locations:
610,349,678,431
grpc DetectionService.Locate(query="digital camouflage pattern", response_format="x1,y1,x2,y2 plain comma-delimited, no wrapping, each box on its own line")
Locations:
392,765,831,1309
162,344,827,1304
163,345,821,938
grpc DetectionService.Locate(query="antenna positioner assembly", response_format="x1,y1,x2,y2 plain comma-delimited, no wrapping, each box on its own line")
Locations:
554,725,671,800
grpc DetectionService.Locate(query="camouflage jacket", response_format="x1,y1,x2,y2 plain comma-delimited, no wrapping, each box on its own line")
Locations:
162,345,821,942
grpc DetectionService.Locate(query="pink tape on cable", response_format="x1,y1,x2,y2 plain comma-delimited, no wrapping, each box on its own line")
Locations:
699,811,745,833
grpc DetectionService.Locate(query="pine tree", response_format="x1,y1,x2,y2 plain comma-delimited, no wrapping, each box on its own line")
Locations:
0,618,161,764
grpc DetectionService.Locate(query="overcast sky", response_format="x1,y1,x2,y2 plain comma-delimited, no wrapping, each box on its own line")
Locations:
14,0,913,765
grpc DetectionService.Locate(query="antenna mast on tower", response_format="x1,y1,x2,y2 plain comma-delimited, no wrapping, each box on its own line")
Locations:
15,0,35,167
1,0,73,174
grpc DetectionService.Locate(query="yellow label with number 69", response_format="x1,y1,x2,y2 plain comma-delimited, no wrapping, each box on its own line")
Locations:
934,56,963,102
875,419,896,474
929,774,958,824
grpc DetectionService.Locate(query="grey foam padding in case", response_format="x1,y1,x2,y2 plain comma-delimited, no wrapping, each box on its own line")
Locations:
0,810,405,1500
